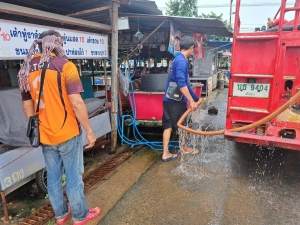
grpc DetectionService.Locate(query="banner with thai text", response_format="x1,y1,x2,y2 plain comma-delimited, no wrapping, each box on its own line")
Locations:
0,19,108,60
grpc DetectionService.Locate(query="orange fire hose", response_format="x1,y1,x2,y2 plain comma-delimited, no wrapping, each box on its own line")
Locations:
177,90,300,136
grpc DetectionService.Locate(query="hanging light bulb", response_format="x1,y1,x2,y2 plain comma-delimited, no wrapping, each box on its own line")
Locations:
135,18,143,41
135,30,143,41
160,44,166,51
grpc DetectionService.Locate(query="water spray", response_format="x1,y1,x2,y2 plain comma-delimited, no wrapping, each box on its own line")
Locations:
177,90,300,135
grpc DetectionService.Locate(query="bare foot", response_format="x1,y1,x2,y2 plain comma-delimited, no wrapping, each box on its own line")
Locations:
182,147,199,155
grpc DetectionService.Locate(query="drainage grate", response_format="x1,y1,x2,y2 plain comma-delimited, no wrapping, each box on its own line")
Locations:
83,150,135,192
18,146,143,225
18,204,54,225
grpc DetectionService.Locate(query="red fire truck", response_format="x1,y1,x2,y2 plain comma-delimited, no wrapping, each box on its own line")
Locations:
225,0,300,150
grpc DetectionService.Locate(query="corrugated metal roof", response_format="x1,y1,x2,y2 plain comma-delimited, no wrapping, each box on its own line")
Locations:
0,0,112,14
0,0,161,33
73,1,162,25
0,0,161,23
0,0,231,37
119,14,233,37
120,1,162,15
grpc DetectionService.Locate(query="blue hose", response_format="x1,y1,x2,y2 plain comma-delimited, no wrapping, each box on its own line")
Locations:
117,69,179,152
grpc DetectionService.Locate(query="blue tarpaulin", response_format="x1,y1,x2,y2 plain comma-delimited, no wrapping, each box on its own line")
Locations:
208,41,232,50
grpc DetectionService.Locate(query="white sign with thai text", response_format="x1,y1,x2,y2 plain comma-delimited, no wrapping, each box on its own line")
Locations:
0,19,109,60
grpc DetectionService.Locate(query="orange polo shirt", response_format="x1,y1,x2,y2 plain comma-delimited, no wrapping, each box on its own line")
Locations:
22,53,84,145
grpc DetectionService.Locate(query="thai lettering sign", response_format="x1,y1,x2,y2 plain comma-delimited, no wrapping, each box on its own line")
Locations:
0,19,108,60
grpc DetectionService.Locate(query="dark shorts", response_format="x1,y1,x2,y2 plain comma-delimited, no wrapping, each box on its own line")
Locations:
162,101,187,131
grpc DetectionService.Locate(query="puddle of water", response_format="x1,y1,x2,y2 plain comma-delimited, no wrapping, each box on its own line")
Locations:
175,99,300,223
175,135,300,223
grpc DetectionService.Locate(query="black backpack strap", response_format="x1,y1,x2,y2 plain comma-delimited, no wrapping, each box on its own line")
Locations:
36,61,50,113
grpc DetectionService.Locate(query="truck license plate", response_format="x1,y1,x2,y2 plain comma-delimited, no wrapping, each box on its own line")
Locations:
233,82,270,98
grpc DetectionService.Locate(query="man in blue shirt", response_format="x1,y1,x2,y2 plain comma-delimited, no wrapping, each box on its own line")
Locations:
162,36,199,162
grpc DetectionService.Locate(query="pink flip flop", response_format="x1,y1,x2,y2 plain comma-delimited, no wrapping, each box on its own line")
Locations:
72,207,102,225
56,203,71,225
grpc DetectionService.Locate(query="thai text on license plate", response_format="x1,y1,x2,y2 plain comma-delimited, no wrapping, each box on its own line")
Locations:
233,82,270,98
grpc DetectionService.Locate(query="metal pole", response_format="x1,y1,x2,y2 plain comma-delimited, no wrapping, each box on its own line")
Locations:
78,60,82,76
229,0,233,30
103,59,108,112
92,59,95,91
110,0,119,154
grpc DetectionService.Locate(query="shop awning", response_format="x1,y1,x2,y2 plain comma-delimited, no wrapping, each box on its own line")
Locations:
118,14,233,37
208,41,232,50
0,0,162,33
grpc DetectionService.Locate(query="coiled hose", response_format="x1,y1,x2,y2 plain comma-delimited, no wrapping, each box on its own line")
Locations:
117,71,179,152
177,90,300,135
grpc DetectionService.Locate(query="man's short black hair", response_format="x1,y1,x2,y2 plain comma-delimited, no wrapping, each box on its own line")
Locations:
180,36,195,51
175,36,181,40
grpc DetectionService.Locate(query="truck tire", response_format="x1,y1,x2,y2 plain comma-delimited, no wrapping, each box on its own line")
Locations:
35,168,66,194
140,73,169,92
35,168,48,193
266,24,300,32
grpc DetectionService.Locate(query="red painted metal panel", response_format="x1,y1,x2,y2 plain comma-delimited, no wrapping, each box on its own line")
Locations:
224,130,300,151
282,47,300,76
232,39,277,75
131,85,202,121
130,92,164,120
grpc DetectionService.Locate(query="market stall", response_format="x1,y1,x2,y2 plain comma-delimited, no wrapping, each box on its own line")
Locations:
116,14,232,120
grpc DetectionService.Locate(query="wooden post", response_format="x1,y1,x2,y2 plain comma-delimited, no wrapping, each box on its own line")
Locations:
110,0,119,154
1,191,9,221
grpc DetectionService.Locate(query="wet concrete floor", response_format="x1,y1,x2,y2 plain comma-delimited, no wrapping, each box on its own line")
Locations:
100,89,300,225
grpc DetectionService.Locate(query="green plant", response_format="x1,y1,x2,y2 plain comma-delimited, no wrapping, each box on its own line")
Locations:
166,0,198,17
48,218,56,225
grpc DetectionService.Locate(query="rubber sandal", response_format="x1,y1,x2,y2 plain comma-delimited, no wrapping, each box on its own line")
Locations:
162,154,178,162
183,149,199,155
72,207,102,225
56,203,71,225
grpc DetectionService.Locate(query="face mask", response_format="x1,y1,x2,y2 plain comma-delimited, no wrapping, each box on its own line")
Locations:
174,52,180,57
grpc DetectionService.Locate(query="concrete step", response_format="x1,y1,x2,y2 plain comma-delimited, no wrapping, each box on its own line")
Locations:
83,147,161,225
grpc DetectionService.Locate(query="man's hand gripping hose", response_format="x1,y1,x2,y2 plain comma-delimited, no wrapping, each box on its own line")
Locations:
177,90,300,136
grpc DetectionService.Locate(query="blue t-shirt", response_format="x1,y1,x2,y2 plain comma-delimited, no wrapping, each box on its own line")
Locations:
163,53,199,104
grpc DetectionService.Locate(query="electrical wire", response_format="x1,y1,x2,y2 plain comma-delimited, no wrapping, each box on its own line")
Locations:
159,2,295,10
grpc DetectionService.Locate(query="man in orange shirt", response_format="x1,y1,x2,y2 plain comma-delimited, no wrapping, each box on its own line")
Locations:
18,30,101,225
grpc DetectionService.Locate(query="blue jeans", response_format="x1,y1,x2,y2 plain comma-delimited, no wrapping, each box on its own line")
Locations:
42,134,89,221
